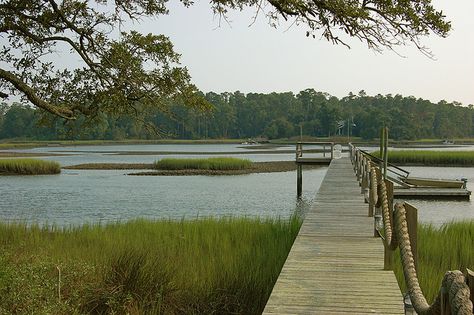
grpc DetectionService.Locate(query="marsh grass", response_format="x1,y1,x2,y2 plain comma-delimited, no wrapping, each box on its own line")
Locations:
0,158,60,175
391,220,474,302
0,217,301,314
154,157,252,170
372,150,474,165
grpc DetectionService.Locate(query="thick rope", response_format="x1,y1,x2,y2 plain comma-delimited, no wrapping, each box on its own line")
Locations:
378,173,398,250
394,203,473,314
393,202,440,314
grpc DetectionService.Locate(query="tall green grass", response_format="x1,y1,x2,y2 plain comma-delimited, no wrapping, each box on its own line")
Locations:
373,150,474,165
391,220,474,302
0,158,60,175
154,157,252,170
0,217,301,314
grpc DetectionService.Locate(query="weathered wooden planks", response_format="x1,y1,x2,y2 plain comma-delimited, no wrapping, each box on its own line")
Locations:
394,187,471,200
263,158,403,315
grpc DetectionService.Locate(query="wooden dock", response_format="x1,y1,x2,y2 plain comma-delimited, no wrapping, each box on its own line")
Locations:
264,158,403,314
394,187,471,200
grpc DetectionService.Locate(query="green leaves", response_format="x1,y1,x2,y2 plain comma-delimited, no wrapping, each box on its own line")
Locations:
0,0,207,125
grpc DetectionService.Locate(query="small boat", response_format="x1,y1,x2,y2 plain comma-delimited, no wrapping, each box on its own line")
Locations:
403,176,465,188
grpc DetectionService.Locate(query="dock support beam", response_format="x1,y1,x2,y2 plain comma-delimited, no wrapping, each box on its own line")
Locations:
297,164,302,198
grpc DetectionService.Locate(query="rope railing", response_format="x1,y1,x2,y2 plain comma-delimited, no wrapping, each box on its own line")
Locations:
348,143,473,315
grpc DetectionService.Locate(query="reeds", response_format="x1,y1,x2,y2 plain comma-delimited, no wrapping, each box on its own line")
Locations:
154,157,252,170
373,150,474,165
391,220,474,302
0,158,61,175
0,216,301,314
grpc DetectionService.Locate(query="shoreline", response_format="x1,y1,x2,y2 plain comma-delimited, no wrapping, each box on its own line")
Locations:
63,161,326,175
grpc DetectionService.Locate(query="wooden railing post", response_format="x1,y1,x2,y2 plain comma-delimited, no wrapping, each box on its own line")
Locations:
356,152,362,183
374,185,382,237
368,165,375,217
361,157,369,191
404,202,418,271
330,142,334,159
353,149,358,172
374,167,382,237
364,166,370,203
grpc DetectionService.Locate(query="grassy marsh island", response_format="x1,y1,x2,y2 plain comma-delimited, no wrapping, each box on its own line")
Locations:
0,158,60,175
373,150,474,166
391,220,474,302
154,157,252,170
0,217,301,314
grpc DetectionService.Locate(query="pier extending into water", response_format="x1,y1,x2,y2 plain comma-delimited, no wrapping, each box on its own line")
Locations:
264,157,403,314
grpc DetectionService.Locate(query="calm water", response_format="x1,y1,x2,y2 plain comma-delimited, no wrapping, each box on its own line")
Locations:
0,167,326,226
1,144,474,226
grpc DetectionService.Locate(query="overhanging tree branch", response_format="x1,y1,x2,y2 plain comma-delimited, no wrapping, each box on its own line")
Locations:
0,68,75,119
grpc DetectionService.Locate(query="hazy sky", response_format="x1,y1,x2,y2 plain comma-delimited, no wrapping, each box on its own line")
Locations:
129,0,474,105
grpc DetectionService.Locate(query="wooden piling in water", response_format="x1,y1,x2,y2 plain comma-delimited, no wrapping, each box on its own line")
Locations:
297,164,302,198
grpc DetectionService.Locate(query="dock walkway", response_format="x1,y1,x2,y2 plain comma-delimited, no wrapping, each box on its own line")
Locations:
263,157,403,314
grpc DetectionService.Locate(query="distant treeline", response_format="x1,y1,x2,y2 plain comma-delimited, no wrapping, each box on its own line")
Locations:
1,89,473,141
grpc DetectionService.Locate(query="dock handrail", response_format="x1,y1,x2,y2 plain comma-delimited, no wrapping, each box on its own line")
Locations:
358,148,410,179
296,141,334,160
350,143,473,315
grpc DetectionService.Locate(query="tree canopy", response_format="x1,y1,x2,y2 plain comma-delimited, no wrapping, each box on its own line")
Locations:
0,0,451,122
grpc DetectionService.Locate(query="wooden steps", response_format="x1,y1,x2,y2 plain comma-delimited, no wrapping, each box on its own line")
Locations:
263,158,403,314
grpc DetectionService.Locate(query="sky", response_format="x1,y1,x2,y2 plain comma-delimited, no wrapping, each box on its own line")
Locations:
128,0,474,106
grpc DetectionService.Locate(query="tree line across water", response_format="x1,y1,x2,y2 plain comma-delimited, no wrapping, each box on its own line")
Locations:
1,89,473,141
